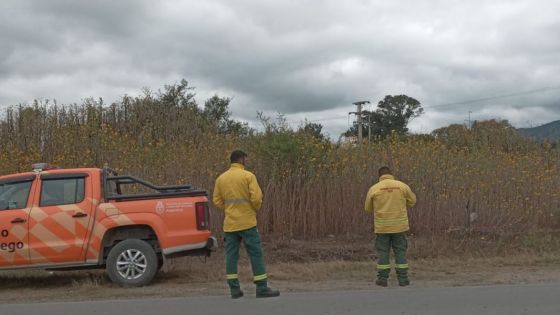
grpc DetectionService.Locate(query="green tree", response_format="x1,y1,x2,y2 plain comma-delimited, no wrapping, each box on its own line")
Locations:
158,79,197,109
345,94,424,139
369,95,424,138
432,119,536,152
297,121,325,141
204,95,250,135
432,123,470,147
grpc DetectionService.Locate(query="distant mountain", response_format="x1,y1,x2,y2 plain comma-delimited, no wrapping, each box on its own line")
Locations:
518,120,560,141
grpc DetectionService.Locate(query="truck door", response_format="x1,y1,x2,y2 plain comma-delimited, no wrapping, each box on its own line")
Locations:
0,176,35,268
29,173,93,264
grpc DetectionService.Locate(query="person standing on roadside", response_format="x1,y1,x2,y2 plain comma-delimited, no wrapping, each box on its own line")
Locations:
364,166,416,287
213,150,280,299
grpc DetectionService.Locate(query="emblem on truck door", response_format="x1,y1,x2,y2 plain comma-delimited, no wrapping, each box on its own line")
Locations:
155,201,166,215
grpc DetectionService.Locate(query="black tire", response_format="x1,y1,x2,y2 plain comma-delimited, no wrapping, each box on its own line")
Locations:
106,239,158,287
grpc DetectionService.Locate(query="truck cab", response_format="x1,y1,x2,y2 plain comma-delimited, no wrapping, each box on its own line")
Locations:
0,164,216,286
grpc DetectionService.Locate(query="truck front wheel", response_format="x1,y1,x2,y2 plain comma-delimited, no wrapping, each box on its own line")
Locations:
106,239,158,287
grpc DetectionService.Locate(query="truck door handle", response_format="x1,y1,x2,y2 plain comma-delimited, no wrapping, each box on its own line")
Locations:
11,218,27,224
72,212,88,218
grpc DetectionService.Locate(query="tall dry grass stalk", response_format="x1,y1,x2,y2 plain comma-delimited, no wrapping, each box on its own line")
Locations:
1,83,558,240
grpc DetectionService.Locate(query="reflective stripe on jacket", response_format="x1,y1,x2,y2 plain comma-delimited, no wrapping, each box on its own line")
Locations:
364,174,416,234
213,163,263,232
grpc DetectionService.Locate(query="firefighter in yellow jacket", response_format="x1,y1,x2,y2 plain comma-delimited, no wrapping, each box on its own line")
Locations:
213,150,280,299
365,166,417,287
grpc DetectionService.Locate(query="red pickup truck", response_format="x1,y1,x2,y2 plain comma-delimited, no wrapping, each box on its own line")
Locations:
0,164,216,286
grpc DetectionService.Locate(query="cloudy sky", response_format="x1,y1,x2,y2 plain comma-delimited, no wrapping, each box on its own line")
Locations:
1,0,559,136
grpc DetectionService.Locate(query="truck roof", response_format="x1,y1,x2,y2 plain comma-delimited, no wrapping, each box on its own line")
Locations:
0,168,101,181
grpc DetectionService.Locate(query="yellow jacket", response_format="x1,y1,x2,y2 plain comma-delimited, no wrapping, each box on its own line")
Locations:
213,163,263,232
364,175,416,234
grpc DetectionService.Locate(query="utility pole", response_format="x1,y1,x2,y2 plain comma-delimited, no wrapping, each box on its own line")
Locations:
350,101,370,144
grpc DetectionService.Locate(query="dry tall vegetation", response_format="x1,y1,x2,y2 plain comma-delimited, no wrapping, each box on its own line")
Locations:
1,81,559,240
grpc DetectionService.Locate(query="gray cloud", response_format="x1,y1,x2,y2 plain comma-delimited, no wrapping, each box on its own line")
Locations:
1,0,559,136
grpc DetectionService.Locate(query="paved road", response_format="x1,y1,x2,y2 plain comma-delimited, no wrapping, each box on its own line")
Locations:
1,283,559,315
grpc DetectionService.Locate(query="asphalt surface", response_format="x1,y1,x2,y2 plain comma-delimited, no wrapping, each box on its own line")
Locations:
1,283,559,315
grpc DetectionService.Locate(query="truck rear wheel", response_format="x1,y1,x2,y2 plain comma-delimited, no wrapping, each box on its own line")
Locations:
106,239,158,287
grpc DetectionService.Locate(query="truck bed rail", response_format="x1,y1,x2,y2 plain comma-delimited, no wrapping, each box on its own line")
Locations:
102,168,207,201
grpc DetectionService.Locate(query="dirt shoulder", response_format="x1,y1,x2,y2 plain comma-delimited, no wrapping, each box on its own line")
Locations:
1,238,560,304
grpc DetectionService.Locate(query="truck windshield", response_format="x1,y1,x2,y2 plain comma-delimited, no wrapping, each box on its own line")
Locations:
0,181,33,210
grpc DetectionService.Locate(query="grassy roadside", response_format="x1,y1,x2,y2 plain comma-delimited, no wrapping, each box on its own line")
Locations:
1,235,560,304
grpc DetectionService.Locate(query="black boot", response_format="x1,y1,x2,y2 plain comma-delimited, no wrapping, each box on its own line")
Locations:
257,287,280,298
228,279,244,299
231,289,244,299
375,278,388,287
256,280,280,298
376,268,390,287
396,268,410,287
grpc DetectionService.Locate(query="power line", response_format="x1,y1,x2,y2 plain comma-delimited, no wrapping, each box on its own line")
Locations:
308,116,349,123
285,115,349,125
426,85,560,109
277,84,560,128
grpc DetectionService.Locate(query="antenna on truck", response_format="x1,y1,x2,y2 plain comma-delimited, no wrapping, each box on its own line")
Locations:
32,163,58,172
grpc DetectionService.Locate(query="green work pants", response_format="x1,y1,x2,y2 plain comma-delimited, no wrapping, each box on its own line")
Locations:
375,232,409,282
224,227,268,291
